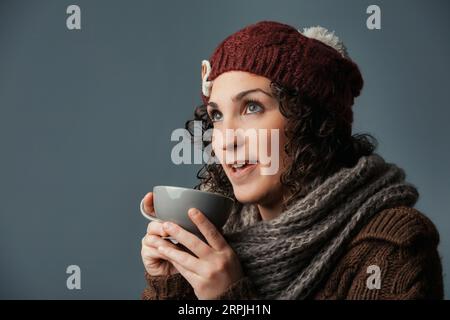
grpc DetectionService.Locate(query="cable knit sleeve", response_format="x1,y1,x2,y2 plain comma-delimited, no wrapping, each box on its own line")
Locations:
313,207,444,300
141,271,260,300
141,272,197,300
213,276,259,300
345,238,442,299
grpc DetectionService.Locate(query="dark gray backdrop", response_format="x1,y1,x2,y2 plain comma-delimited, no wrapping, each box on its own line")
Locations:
0,0,448,299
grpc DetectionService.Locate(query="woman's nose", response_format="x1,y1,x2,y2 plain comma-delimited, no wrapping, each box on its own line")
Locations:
223,133,237,151
219,119,245,151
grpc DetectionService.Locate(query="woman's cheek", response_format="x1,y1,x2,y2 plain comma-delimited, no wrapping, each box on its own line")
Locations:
211,129,226,164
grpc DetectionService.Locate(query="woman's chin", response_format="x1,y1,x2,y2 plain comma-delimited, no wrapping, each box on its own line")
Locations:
232,184,267,204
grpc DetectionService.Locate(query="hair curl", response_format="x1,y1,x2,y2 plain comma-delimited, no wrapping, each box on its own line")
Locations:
185,81,377,209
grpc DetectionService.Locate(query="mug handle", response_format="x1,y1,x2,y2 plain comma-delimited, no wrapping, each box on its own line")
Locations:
139,197,178,244
140,197,162,222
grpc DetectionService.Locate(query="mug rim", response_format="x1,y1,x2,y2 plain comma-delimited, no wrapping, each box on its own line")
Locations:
153,185,235,203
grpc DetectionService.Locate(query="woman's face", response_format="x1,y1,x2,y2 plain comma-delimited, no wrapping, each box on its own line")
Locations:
207,71,290,206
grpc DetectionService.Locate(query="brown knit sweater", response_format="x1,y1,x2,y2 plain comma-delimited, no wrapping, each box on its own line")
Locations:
141,206,444,300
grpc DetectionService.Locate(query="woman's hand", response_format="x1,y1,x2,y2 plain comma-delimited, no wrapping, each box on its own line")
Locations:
140,192,180,276
155,208,244,300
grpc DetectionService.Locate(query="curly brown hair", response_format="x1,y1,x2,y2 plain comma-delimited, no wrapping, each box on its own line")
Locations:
185,81,377,209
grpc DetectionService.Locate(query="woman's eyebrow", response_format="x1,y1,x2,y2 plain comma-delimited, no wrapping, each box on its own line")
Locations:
207,88,273,110
232,88,273,102
206,101,219,110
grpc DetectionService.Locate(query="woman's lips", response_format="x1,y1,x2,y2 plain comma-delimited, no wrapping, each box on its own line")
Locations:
228,161,258,181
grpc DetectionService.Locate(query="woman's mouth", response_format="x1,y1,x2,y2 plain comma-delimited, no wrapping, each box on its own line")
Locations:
228,160,258,180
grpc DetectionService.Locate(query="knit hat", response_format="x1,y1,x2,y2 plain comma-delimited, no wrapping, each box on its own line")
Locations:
200,20,363,125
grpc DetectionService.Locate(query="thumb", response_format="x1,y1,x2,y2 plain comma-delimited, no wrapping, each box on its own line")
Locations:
142,192,156,217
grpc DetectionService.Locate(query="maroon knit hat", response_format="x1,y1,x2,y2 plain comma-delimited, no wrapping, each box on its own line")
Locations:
200,20,363,125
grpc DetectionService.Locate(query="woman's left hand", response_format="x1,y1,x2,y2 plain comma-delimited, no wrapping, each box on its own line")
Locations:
156,208,244,300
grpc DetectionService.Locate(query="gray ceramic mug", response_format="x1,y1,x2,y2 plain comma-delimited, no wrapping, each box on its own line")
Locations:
140,186,235,243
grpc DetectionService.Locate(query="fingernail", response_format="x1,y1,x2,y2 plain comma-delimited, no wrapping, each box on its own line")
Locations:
163,222,173,230
189,208,198,217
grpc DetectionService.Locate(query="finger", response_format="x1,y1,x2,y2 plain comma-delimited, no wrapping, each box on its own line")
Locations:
147,221,169,237
141,245,165,261
188,208,227,251
171,260,202,284
157,245,203,275
142,192,156,217
161,221,211,258
143,234,179,251
142,237,181,264
141,246,180,274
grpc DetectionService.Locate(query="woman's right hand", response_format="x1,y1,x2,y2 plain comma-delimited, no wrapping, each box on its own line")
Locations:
140,192,180,276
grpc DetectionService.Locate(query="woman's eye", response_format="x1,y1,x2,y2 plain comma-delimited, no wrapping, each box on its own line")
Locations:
209,111,223,122
245,102,263,114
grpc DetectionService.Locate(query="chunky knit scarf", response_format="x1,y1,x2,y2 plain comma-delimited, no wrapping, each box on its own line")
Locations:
217,153,419,300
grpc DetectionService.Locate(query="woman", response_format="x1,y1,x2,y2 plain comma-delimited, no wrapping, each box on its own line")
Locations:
140,21,443,300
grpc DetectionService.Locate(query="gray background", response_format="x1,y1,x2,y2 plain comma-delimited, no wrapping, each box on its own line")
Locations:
0,0,448,299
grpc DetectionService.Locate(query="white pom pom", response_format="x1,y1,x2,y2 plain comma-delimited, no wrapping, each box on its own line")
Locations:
201,60,213,97
300,26,348,58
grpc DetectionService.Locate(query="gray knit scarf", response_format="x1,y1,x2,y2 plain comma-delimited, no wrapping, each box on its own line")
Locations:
215,153,418,300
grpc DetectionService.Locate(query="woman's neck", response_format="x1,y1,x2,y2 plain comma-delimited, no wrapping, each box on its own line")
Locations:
256,187,287,221
256,185,296,221
257,201,283,221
